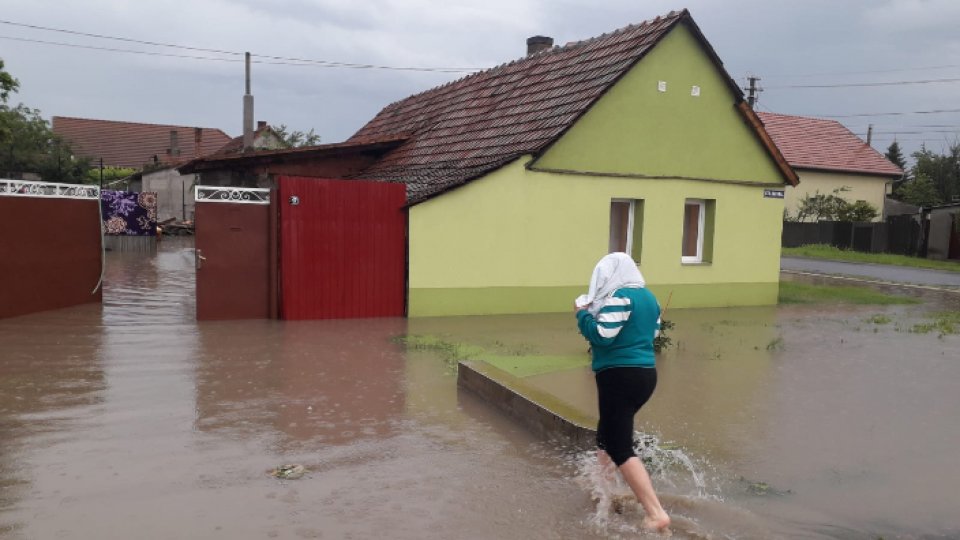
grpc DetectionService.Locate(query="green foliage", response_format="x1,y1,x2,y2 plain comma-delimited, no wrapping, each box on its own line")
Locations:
654,319,674,353
895,174,944,207
0,58,19,103
0,61,89,183
837,199,879,222
867,314,892,325
794,187,850,222
794,187,879,222
908,311,960,337
0,103,90,182
909,144,960,205
885,141,907,171
274,124,322,147
85,166,138,185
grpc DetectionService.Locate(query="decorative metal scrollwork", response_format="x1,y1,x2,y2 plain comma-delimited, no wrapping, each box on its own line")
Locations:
194,186,271,205
0,179,100,199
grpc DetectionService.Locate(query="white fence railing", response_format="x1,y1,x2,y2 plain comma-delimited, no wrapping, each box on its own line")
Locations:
0,179,100,200
194,186,270,205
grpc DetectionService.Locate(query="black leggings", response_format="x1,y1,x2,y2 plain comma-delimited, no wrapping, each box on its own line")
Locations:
595,367,657,467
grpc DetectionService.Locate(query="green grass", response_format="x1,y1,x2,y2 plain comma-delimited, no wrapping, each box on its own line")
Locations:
783,244,960,273
779,281,921,305
483,355,588,378
908,311,960,337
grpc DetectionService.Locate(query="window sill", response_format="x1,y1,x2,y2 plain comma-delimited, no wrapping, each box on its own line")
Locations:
680,260,712,266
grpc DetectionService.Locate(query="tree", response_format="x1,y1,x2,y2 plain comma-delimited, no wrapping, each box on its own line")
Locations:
794,187,880,222
0,76,89,183
837,200,879,222
274,124,321,147
885,141,908,192
794,187,850,222
896,174,944,207
0,104,90,183
911,144,960,204
885,141,907,171
0,58,19,103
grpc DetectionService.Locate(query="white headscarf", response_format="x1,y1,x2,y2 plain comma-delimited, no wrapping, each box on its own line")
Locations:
576,252,646,316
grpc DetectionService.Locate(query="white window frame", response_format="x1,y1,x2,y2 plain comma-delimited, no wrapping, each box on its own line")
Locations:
681,199,705,264
610,199,635,254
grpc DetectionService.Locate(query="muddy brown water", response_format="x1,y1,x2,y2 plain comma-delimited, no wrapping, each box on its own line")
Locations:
1,238,958,539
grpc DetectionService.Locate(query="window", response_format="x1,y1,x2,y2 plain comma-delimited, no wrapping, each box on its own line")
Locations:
609,199,644,260
681,199,714,264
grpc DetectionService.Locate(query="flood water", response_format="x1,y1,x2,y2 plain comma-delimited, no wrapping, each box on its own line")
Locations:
1,239,958,539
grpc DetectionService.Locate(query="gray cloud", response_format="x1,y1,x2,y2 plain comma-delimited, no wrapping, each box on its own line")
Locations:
1,0,957,158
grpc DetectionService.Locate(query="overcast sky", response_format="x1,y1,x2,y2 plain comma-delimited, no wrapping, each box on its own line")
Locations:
1,0,958,162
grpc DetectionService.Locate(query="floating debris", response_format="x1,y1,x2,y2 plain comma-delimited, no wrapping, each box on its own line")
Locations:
269,464,306,480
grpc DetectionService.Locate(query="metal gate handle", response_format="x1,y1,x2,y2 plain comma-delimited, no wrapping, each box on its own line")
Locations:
196,249,207,269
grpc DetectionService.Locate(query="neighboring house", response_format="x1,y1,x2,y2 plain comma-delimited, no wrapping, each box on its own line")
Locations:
52,116,232,168
757,112,903,222
53,116,234,223
183,9,797,316
210,121,287,156
143,121,285,222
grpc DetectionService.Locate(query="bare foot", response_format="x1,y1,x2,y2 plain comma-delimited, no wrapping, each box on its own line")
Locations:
641,512,671,535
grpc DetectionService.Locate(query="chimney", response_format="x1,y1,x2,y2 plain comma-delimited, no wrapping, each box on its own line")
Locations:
257,120,267,130
243,51,254,152
168,130,180,156
866,124,873,146
526,35,553,56
194,127,203,158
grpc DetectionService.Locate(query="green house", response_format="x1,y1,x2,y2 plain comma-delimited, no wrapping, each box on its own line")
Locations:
348,9,798,316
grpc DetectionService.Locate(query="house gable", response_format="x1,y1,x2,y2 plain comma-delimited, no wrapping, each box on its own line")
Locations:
532,22,785,185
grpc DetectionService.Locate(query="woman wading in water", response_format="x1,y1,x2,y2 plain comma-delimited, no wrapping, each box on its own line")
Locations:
575,252,671,533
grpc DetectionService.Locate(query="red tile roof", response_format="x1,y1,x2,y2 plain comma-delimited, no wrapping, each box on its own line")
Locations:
52,116,232,169
348,9,795,203
757,112,903,177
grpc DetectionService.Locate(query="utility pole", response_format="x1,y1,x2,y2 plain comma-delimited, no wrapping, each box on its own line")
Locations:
745,76,762,108
243,52,254,152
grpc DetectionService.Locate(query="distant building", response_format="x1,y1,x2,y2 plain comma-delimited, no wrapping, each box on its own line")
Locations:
758,112,903,221
52,116,231,169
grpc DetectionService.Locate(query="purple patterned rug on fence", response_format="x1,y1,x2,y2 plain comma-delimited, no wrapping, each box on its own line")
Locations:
101,190,157,236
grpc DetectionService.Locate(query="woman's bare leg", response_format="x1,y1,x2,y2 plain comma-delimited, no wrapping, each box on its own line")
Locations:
618,456,671,532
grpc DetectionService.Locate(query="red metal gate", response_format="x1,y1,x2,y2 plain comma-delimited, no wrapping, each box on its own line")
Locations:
278,176,406,319
194,186,274,320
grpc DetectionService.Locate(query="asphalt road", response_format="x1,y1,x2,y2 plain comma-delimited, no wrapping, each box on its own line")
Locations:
781,256,960,288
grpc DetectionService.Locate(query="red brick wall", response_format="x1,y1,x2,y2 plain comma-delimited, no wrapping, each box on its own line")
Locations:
0,197,103,318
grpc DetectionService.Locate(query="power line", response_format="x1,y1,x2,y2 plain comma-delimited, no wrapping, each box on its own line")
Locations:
0,18,482,73
0,35,243,63
819,108,960,118
775,63,960,79
0,18,240,56
768,77,960,89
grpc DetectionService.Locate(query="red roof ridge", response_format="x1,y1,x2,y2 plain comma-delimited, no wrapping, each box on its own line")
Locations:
374,10,689,113
52,115,231,138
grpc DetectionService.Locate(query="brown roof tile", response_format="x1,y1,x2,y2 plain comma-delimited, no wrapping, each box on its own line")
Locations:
347,11,690,203
52,116,232,169
757,112,903,177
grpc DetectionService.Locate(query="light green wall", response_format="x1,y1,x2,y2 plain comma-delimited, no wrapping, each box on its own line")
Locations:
534,23,784,184
786,170,891,222
408,158,785,316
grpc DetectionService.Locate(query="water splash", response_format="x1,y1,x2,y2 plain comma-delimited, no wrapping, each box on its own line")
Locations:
573,431,718,537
